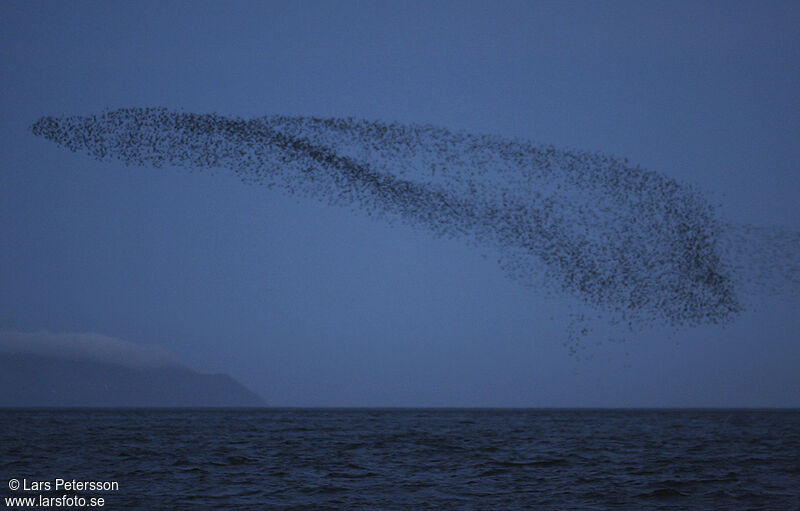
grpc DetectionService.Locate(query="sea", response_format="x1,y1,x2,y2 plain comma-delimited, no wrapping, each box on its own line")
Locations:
1,409,798,510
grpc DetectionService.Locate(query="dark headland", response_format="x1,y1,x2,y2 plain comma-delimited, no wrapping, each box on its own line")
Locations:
0,353,265,407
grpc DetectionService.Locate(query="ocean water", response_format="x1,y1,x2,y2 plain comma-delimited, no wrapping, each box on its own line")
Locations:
1,409,798,510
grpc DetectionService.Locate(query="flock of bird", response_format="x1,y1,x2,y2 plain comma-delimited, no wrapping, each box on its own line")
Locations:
30,108,796,339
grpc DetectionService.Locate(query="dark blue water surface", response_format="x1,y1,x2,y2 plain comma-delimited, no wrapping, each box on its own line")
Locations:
1,409,798,510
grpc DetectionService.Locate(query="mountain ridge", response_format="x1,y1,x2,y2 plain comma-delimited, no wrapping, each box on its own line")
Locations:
0,352,266,407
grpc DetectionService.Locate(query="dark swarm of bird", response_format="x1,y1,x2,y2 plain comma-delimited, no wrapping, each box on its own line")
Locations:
29,108,799,343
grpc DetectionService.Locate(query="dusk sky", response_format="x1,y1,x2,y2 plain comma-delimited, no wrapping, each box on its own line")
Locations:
2,0,799,406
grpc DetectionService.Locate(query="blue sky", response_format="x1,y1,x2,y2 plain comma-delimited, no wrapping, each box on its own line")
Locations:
1,0,799,406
